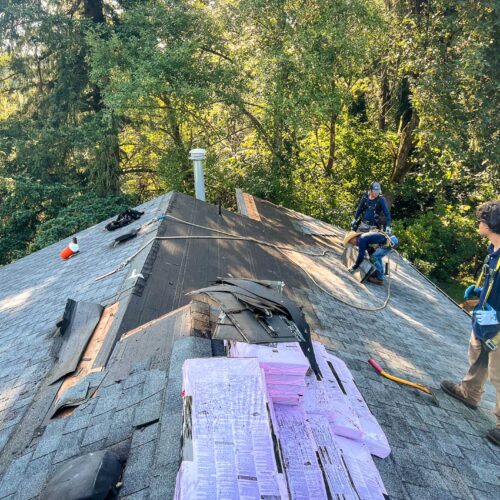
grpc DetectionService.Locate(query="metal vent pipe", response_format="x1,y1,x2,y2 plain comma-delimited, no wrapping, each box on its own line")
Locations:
189,148,206,201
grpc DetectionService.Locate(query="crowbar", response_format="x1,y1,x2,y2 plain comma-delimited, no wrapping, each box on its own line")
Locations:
368,358,439,405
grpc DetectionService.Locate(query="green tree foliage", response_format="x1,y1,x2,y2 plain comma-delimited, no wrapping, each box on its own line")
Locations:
0,0,498,296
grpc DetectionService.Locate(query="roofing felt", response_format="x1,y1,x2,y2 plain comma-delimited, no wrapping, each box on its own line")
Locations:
0,190,499,499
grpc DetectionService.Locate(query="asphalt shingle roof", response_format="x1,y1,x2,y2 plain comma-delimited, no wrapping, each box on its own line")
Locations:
0,194,170,456
0,190,498,499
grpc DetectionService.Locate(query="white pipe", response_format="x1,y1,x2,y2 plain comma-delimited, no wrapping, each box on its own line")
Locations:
189,148,206,201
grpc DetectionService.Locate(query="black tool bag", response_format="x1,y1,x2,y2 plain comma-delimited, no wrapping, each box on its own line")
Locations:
105,209,144,231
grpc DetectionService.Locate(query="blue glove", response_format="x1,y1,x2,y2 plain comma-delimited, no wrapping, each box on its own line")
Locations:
385,226,391,236
464,285,482,300
348,265,358,274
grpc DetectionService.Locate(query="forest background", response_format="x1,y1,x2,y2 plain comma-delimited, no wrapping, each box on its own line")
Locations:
0,0,498,300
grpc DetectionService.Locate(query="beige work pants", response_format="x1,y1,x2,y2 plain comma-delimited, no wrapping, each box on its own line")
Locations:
459,332,500,427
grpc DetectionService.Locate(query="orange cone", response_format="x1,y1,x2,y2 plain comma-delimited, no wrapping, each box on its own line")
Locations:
60,237,79,260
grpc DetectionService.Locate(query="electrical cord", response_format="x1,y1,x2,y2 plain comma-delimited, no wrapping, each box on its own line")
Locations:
95,214,392,312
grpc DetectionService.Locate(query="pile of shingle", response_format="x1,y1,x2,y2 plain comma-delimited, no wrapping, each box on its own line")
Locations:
226,341,309,405
175,343,390,499
176,357,287,499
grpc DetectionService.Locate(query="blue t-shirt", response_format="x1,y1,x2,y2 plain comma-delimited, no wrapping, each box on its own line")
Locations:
472,244,500,340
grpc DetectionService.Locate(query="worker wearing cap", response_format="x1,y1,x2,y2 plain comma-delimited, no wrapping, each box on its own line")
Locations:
351,182,392,234
441,200,500,446
345,230,398,285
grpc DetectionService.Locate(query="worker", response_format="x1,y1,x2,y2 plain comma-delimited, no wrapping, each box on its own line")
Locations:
351,182,392,234
441,200,500,446
346,230,398,285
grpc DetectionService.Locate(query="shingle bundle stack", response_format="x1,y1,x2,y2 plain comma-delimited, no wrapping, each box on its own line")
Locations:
324,351,391,458
302,343,364,440
226,341,309,405
175,357,287,500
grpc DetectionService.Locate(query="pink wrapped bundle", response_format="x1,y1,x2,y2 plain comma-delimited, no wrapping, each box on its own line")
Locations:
305,343,363,439
324,352,391,459
227,341,310,375
271,403,330,499
228,341,309,404
266,373,307,387
302,374,363,439
177,358,285,499
334,435,388,500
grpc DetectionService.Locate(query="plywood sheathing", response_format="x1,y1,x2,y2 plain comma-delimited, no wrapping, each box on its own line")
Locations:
236,189,262,221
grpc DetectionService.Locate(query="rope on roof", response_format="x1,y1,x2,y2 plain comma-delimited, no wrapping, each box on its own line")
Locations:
95,215,392,312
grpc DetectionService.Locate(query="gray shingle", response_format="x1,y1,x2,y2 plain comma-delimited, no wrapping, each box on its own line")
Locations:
131,422,159,448
404,482,455,500
32,429,63,460
63,413,92,435
117,384,144,411
0,452,32,497
25,452,54,477
120,440,156,496
121,489,149,500
52,429,85,464
16,471,50,500
81,418,111,447
142,370,166,398
133,394,162,428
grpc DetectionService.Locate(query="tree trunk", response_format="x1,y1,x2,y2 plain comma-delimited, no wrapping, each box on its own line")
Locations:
161,95,192,188
83,0,124,194
379,65,390,131
84,0,105,24
325,113,337,175
391,109,419,184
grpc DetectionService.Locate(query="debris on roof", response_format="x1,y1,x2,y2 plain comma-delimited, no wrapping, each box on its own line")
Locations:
0,190,499,499
49,300,104,385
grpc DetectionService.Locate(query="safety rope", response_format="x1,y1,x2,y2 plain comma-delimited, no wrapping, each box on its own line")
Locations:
96,214,392,312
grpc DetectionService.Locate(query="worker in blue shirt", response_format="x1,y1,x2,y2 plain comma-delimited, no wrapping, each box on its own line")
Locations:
346,231,398,285
441,201,500,446
351,182,392,234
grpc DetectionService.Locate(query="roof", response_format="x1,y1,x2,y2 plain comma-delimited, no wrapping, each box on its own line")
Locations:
0,191,499,499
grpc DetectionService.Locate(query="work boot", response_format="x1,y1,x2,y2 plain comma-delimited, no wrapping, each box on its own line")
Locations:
486,429,500,446
440,381,478,409
367,276,384,286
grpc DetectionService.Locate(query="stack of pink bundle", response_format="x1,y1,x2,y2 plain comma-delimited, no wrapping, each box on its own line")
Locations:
324,352,391,458
302,343,363,439
177,357,287,499
227,341,309,405
334,435,388,498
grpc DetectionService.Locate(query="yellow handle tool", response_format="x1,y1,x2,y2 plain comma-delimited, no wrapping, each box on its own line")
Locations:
368,358,433,395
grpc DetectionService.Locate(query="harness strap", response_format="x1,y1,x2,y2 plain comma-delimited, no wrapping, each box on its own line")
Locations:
475,254,500,309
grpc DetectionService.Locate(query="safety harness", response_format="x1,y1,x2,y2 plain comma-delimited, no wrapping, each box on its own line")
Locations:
356,193,386,229
367,231,394,250
476,255,500,350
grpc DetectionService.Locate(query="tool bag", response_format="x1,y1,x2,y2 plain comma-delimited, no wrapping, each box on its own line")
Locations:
105,208,144,231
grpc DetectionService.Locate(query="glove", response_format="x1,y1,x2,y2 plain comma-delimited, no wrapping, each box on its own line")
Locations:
464,285,482,300
350,219,357,230
474,308,499,326
385,226,391,236
348,265,358,274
